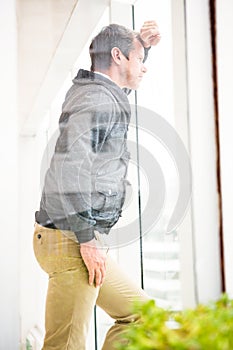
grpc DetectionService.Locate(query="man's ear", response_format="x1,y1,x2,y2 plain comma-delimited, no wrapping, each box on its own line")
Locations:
111,47,122,65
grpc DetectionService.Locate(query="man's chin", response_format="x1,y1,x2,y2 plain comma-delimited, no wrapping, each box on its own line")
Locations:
128,83,140,91
123,81,141,91
133,84,141,91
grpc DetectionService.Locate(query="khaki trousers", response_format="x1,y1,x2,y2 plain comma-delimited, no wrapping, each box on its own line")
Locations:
33,223,149,350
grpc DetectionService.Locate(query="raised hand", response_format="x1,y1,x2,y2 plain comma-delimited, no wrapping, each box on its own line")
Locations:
140,20,161,48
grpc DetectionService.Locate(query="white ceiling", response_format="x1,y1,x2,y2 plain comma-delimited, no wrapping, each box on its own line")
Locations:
17,0,78,125
111,0,137,3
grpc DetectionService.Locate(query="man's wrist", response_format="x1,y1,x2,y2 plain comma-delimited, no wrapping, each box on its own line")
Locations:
80,238,95,246
75,227,95,244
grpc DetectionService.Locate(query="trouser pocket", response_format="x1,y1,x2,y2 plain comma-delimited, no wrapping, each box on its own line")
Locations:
33,223,83,275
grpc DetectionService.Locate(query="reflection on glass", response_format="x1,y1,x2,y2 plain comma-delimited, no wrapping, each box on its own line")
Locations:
143,230,182,310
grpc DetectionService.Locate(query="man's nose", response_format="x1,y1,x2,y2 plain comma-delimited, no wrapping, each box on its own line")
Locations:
142,64,147,73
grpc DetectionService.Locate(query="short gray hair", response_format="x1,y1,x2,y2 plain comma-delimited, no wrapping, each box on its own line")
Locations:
89,23,143,71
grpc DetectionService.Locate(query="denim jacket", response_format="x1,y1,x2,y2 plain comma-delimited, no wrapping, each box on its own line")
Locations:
36,69,132,243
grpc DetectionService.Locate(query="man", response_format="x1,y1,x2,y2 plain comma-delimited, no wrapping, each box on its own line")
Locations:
34,21,160,350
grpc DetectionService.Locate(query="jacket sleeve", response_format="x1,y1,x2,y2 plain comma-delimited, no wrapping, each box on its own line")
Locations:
54,91,114,243
143,46,151,63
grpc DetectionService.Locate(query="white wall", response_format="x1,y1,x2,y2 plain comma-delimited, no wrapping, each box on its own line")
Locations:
0,0,20,348
19,130,48,347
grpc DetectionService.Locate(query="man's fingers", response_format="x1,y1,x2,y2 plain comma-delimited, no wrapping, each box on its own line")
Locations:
142,20,158,26
80,240,107,287
100,265,106,284
88,269,95,286
140,28,160,37
88,265,106,287
140,24,161,47
141,23,159,30
94,269,102,287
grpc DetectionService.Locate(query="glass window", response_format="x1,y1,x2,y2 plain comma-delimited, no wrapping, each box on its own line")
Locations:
133,0,183,311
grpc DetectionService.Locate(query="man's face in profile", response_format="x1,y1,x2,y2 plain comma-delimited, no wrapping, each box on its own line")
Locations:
122,39,147,90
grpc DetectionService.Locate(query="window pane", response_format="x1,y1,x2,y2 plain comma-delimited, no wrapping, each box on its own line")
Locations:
133,0,184,310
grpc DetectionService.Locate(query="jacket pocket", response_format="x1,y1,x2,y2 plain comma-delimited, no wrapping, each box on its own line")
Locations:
92,182,125,229
92,182,118,212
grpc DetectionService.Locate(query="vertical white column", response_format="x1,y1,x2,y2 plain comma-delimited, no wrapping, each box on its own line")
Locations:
185,0,222,303
216,0,233,297
171,0,196,308
0,0,20,348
